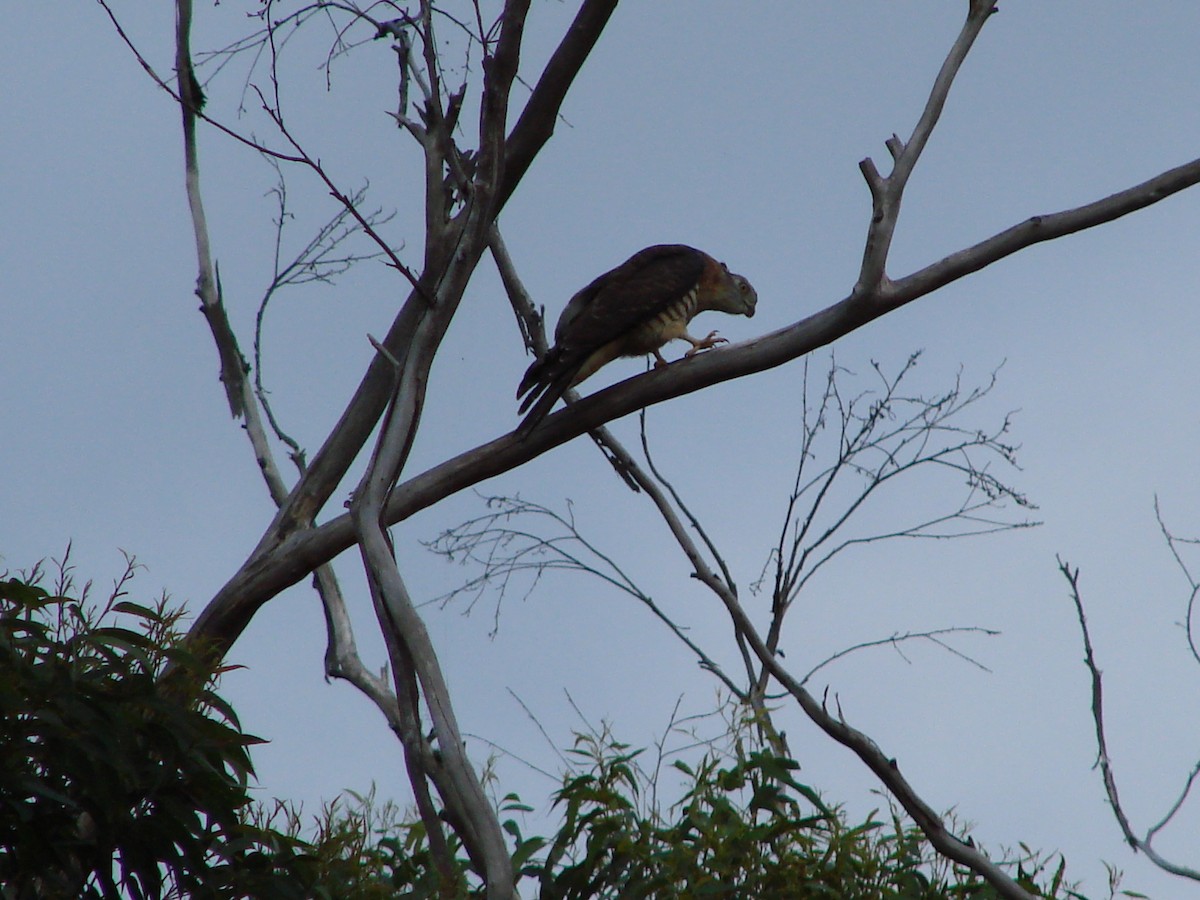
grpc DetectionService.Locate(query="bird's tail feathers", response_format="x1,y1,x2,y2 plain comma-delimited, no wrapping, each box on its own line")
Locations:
518,381,547,415
516,365,578,437
516,347,564,403
517,386,563,437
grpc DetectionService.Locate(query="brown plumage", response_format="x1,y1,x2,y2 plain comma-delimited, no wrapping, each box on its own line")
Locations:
516,244,757,435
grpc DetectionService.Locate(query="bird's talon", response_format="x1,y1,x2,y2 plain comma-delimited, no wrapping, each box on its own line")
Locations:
685,330,728,357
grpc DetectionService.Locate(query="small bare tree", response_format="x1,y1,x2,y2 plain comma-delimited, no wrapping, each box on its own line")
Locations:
94,1,1200,896
425,352,1036,750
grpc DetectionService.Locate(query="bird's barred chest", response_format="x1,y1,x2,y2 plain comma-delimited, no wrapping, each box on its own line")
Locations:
620,286,701,355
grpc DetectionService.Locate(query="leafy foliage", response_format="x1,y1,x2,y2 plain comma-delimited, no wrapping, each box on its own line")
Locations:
358,725,1102,899
0,557,387,899
0,556,1120,898
519,731,1084,900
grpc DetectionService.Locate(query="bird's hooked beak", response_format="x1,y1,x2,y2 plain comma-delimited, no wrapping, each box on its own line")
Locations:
739,277,757,318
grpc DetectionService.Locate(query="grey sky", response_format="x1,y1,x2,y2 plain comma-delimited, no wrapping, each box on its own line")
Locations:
5,3,1200,895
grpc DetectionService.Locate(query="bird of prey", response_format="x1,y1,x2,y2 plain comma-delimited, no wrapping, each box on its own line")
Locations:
516,244,757,435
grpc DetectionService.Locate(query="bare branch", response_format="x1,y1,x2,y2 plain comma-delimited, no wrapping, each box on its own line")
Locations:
169,0,250,419
1155,496,1200,666
489,226,545,357
105,0,418,295
506,687,572,774
315,563,401,730
100,0,309,166
856,2,995,293
254,163,397,465
421,345,1036,895
111,2,429,595
322,6,542,889
620,357,1029,890
424,495,746,699
1059,557,1200,882
580,388,1036,897
474,0,530,205
350,336,515,895
714,575,1036,898
251,84,420,289
638,415,739,599
893,153,1200,303
498,0,619,210
799,627,999,687
1147,759,1200,847
165,0,412,782
771,357,1035,612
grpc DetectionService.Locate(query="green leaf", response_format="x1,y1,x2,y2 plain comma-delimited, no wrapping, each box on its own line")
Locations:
511,835,547,869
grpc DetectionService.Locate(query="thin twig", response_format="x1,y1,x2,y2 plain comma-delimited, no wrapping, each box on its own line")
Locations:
1155,496,1200,666
800,627,999,686
424,495,746,699
638,414,739,599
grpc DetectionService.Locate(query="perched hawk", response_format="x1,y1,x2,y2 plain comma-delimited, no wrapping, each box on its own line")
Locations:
516,244,757,434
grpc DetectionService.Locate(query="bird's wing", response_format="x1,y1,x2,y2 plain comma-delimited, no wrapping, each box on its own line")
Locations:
554,244,706,352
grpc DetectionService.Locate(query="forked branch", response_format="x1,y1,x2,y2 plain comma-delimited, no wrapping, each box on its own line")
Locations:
1060,548,1200,882
856,0,995,293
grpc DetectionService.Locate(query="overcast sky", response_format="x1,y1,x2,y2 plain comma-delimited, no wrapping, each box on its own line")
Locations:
5,2,1200,896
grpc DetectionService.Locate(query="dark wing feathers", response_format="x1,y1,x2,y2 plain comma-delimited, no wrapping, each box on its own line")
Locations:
555,245,705,350
515,245,707,435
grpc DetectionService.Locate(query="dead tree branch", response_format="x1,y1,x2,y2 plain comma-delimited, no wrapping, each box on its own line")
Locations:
799,627,998,686
424,496,745,698
173,0,250,419
498,0,619,208
1059,545,1200,882
351,349,513,895
712,567,1036,900
340,2,535,893
168,0,411,739
856,0,995,294
582,393,1037,897
254,162,397,466
752,354,1035,692
1155,496,1200,666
